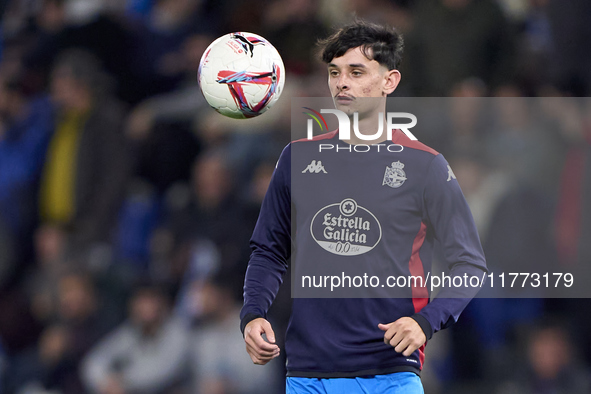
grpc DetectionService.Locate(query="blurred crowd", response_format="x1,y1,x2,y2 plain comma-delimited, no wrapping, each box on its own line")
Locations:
0,0,590,393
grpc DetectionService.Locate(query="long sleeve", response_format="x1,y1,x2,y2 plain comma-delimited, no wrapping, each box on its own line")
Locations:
240,144,292,333
413,154,488,338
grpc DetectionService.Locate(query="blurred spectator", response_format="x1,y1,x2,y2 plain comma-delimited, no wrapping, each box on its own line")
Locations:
243,160,275,223
445,79,488,153
209,0,265,36
125,0,156,19
111,180,162,279
126,32,210,193
22,0,135,100
496,322,591,394
128,111,201,194
482,180,556,291
174,237,221,324
128,0,213,102
112,33,214,277
485,89,565,192
0,283,43,360
190,108,288,192
82,282,191,394
190,274,280,394
125,32,211,141
261,0,327,76
448,152,510,242
0,81,54,359
38,49,130,256
443,95,565,386
26,224,70,324
173,160,275,325
6,324,84,394
545,0,591,96
153,150,252,299
548,96,591,267
548,98,591,366
0,79,54,273
6,272,107,394
55,272,110,361
404,0,516,96
323,0,413,34
509,0,554,95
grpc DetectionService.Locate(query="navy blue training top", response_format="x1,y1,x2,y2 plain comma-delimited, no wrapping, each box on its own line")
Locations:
240,129,487,378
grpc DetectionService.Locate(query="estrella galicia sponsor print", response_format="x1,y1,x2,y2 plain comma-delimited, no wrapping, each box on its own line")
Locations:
310,198,382,256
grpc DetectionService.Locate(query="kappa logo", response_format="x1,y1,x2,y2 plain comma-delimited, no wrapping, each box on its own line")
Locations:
302,160,327,174
383,161,407,188
446,164,457,182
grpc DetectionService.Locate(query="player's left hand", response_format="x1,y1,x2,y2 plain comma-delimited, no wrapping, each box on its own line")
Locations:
378,317,426,357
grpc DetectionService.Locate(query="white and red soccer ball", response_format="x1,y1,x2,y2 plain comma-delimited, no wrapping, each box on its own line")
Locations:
198,32,285,119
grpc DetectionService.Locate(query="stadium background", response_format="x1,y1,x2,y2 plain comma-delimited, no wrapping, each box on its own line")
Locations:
0,0,590,393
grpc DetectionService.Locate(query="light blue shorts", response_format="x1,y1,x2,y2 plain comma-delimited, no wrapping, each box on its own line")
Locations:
286,372,424,394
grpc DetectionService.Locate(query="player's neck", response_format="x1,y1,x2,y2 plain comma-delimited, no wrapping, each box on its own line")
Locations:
342,111,388,145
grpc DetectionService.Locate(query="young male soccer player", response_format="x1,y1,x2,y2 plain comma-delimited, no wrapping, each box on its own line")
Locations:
240,20,487,393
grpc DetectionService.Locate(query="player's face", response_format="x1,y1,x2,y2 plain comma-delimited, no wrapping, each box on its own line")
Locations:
327,47,400,115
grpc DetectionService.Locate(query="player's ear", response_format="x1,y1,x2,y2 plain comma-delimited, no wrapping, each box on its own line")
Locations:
383,69,401,95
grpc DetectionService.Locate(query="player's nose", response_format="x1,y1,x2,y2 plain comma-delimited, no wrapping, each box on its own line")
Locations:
336,75,349,91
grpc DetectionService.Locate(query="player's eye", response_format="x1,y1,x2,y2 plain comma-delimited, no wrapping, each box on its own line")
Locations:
352,70,362,76
329,70,339,77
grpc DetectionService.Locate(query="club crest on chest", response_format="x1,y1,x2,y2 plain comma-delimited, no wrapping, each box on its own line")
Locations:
383,161,407,188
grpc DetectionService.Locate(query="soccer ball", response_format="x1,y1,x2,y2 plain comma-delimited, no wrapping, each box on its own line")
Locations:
198,32,285,119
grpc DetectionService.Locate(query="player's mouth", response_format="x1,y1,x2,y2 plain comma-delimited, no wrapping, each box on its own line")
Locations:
335,95,355,104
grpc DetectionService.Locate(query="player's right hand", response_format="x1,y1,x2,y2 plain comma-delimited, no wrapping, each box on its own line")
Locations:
244,318,280,365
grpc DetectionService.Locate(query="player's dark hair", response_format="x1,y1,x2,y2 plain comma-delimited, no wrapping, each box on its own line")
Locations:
318,19,404,70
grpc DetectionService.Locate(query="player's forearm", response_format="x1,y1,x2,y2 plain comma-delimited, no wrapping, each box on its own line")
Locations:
416,262,487,337
240,254,287,333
